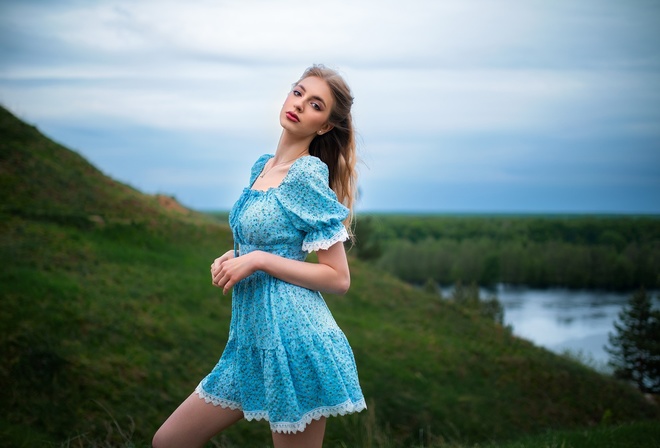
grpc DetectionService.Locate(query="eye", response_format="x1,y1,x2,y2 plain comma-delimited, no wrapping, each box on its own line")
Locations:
293,89,302,97
311,102,321,111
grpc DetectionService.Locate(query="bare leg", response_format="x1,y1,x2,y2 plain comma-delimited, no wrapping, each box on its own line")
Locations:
271,417,326,448
152,392,244,448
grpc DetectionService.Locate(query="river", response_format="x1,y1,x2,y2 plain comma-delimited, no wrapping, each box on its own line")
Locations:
441,285,659,370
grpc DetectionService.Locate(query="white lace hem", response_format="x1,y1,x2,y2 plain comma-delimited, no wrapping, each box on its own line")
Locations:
195,385,367,434
302,226,349,253
195,384,243,410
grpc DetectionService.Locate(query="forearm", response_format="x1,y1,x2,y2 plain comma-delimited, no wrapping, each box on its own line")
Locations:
252,250,350,295
212,242,350,295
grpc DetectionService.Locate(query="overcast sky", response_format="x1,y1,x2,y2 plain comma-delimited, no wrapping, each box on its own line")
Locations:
1,0,659,213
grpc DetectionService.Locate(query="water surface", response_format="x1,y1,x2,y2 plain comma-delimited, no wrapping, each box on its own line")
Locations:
442,285,659,368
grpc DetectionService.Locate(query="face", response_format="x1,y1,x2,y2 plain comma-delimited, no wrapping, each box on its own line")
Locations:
280,76,335,138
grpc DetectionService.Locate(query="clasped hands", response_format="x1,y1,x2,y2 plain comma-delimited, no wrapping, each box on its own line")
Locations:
210,249,257,295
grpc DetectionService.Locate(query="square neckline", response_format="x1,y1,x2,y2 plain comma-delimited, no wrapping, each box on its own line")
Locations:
249,155,312,193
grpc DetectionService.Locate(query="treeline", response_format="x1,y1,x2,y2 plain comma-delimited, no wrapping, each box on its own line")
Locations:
353,214,660,291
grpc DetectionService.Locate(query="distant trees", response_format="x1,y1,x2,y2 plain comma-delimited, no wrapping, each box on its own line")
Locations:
450,282,505,325
353,216,383,261
353,215,660,291
422,280,506,325
606,289,660,394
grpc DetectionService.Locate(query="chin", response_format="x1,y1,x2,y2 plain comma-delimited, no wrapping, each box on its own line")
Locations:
280,119,300,133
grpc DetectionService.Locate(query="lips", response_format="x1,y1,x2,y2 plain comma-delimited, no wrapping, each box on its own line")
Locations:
286,111,299,123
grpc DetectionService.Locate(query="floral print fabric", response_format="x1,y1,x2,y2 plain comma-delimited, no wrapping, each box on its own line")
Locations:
195,154,366,433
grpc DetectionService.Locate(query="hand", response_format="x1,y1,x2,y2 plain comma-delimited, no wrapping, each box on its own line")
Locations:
211,250,234,292
211,250,259,295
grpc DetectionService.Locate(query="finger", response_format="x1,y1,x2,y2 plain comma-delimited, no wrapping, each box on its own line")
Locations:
223,279,233,295
216,267,230,284
212,268,226,286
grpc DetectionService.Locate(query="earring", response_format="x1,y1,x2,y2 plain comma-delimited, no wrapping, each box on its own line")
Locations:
317,131,323,135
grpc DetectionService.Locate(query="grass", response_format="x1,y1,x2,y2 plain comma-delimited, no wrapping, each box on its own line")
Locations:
1,104,659,447
49,411,660,448
483,420,660,448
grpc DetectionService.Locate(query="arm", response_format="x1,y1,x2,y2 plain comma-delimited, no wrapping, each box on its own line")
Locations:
211,241,350,296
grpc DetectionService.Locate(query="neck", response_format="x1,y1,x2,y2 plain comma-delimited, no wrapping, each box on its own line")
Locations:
274,131,313,162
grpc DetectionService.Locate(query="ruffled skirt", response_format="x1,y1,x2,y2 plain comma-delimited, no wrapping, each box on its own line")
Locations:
195,271,366,433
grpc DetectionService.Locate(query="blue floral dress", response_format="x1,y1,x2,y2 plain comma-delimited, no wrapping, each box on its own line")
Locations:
195,154,366,433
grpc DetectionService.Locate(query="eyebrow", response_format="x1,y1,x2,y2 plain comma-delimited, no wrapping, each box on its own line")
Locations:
296,83,327,108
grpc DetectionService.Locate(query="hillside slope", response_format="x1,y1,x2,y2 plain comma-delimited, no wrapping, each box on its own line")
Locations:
0,105,204,224
0,105,657,447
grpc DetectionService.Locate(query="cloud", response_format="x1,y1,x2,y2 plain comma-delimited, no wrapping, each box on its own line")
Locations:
1,0,659,213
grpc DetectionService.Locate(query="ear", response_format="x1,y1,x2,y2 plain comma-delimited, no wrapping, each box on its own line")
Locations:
317,122,334,136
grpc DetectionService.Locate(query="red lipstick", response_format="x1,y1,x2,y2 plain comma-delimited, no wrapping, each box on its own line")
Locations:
286,111,299,122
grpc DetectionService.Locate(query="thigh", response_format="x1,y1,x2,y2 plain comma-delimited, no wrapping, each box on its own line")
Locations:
152,392,244,448
271,417,326,448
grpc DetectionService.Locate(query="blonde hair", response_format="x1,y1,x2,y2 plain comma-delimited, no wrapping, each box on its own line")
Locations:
297,64,358,233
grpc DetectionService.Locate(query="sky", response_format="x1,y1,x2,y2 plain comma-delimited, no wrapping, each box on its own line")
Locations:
1,0,659,214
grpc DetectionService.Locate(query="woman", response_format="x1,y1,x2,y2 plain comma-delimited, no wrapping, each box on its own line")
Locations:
153,65,366,448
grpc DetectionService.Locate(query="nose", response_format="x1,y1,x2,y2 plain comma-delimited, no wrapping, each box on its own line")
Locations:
292,96,303,112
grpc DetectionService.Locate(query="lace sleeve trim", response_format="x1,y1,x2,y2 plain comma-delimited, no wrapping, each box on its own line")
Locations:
302,226,349,253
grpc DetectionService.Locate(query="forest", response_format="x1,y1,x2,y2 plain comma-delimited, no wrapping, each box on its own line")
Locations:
353,214,660,291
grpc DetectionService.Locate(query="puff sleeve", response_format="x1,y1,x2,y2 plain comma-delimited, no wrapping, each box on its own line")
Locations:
274,156,349,253
248,154,272,186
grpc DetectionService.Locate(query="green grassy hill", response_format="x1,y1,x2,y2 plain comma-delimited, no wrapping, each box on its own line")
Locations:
1,105,658,447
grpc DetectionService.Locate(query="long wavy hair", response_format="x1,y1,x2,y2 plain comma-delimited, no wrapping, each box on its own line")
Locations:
296,64,358,232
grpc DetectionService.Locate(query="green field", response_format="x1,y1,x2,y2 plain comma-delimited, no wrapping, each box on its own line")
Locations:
1,105,659,447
